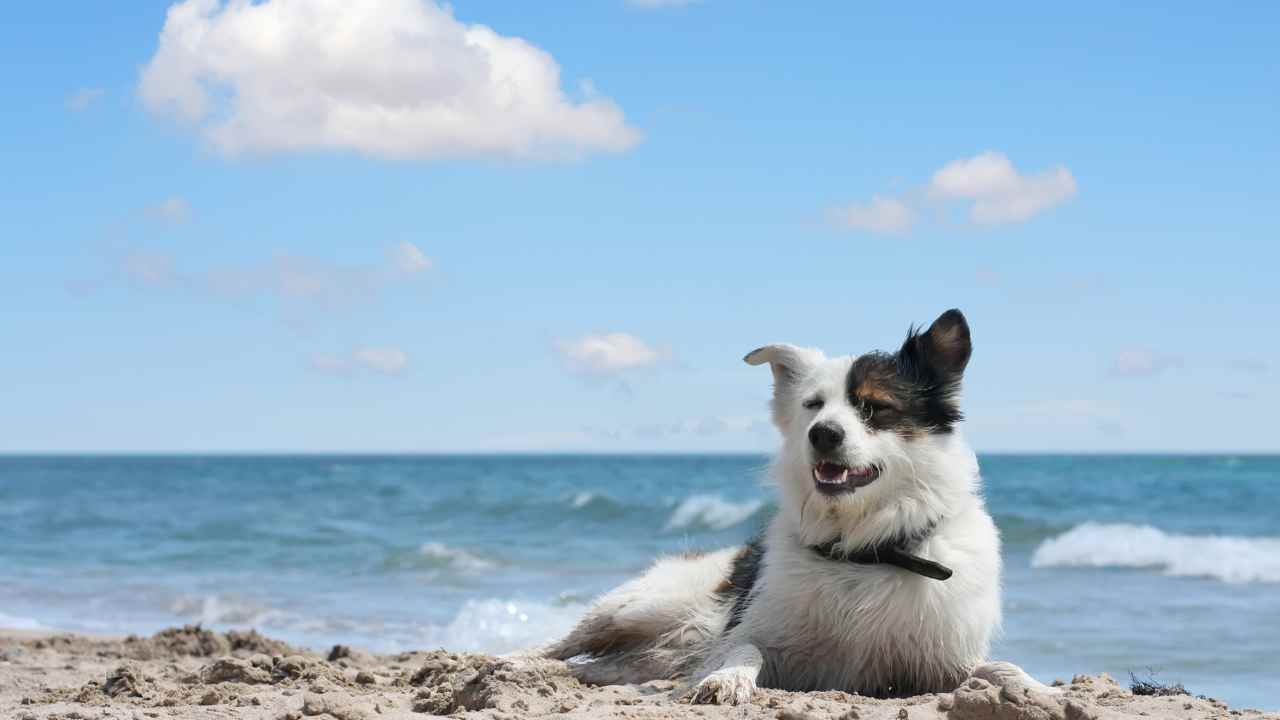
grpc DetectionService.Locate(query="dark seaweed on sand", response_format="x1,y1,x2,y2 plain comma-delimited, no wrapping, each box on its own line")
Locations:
1129,670,1189,697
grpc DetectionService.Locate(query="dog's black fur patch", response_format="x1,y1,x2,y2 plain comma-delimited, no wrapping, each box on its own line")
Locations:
718,536,765,634
845,309,971,435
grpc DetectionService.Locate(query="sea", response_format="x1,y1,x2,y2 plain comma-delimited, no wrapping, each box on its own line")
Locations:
1,455,1277,709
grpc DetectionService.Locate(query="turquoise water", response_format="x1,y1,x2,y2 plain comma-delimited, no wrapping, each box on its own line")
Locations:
1,455,1277,708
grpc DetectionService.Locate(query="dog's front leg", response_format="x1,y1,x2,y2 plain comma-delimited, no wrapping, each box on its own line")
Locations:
689,643,762,706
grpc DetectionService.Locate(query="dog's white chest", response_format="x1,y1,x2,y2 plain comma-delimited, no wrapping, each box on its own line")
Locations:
742,547,984,695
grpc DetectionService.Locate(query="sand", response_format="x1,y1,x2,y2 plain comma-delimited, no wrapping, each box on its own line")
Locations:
1,626,1272,720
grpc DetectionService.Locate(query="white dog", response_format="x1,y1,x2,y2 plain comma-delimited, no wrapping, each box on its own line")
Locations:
546,310,1047,704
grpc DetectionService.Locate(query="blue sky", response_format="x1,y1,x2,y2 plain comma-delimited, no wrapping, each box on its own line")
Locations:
2,1,1277,453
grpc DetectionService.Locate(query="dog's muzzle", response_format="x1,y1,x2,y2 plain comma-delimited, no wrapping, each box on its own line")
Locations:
812,461,879,495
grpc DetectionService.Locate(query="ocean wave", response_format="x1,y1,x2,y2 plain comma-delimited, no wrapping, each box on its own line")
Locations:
169,595,585,655
379,542,496,573
0,610,48,631
169,594,288,627
417,598,583,654
564,491,629,520
664,494,766,532
418,542,495,572
1031,522,1280,584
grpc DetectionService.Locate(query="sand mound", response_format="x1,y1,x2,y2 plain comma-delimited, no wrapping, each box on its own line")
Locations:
121,624,304,660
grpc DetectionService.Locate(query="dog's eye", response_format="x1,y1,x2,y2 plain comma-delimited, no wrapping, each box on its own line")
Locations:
858,400,896,421
802,398,824,411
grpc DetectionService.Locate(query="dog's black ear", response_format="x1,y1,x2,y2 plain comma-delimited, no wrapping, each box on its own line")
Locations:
898,309,972,383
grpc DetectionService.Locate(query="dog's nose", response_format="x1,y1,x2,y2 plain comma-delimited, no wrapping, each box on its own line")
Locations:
808,422,844,453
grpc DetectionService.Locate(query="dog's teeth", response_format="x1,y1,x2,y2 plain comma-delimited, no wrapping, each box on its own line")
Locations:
837,469,848,483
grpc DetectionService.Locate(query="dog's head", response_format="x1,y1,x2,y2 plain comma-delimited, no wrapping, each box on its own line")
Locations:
745,309,977,545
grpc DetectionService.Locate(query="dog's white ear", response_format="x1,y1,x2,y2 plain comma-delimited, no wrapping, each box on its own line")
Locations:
746,344,821,430
744,344,818,391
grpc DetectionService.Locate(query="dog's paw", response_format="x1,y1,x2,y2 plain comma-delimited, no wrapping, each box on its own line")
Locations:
972,661,1063,696
690,668,757,705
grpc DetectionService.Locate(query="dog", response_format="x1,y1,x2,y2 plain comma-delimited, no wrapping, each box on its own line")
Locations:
545,309,1049,704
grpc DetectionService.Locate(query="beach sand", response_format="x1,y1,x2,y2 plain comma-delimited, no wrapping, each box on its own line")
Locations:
1,626,1272,720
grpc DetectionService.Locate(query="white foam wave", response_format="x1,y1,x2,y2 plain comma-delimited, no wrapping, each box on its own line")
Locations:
418,542,494,572
570,492,595,509
665,494,764,532
1031,522,1280,584
169,594,287,626
418,598,583,654
0,610,48,631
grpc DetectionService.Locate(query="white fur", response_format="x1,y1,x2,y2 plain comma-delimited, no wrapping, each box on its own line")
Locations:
548,340,1051,705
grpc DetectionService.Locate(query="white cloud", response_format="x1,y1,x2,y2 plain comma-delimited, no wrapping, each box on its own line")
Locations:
1112,348,1182,378
830,151,1076,235
139,0,641,160
353,347,409,375
310,347,409,376
828,195,914,235
555,333,666,375
65,88,105,112
390,241,433,274
929,151,1077,225
145,197,192,224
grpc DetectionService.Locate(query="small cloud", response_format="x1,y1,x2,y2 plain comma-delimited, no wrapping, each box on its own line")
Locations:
65,87,106,112
144,197,192,224
828,195,914,235
310,347,409,376
354,347,409,375
829,151,1076,236
929,151,1077,225
390,241,433,274
1111,349,1182,378
555,333,667,375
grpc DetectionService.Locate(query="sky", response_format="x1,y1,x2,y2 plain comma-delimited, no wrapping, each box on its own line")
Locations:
2,1,1278,453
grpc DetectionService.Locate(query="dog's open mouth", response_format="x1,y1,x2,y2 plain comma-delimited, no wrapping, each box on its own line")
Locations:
812,461,879,494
